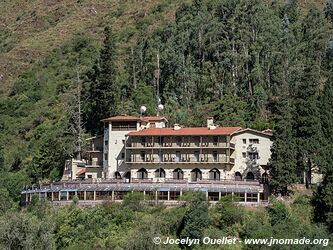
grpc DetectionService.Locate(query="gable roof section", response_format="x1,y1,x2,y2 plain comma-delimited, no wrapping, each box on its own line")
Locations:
141,116,168,122
127,127,242,136
101,115,140,122
231,128,273,137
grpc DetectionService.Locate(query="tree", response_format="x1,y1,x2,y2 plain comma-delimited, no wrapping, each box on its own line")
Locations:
292,9,331,187
325,0,333,22
0,145,4,172
179,192,209,248
84,26,119,134
314,80,333,231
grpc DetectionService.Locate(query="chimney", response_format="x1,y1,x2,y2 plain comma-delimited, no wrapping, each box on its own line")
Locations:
207,117,214,128
173,124,181,130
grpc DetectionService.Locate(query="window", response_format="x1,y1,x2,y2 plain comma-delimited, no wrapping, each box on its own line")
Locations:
137,168,148,179
173,168,184,180
141,137,146,146
104,140,108,146
246,172,255,180
249,139,259,144
194,151,200,162
191,168,202,182
248,152,259,160
111,121,137,131
242,152,246,158
121,153,125,159
115,140,117,144
155,168,166,178
104,153,108,160
243,139,246,144
177,136,182,143
176,151,181,162
87,175,92,179
213,136,218,145
213,151,218,161
209,168,220,180
140,151,146,162
235,172,242,181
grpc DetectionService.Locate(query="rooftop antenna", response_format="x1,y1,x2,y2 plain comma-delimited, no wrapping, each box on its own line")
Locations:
155,53,161,116
76,66,83,161
140,105,147,118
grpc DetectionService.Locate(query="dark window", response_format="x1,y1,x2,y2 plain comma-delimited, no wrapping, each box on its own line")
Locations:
248,152,259,160
121,153,125,159
243,139,246,144
213,136,218,145
213,151,218,161
235,172,242,181
191,168,202,182
249,139,259,144
246,172,255,180
111,121,137,131
194,151,200,162
209,168,220,180
104,153,108,160
242,152,246,158
176,151,181,162
155,168,166,178
173,168,184,180
140,151,145,162
137,168,148,179
141,137,146,146
115,172,122,179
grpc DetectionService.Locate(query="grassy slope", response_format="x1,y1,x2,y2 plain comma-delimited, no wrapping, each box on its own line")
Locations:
0,0,324,96
0,0,179,95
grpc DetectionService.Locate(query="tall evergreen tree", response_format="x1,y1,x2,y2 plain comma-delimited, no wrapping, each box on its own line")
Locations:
0,146,4,172
314,80,333,231
292,9,331,187
270,96,297,195
84,26,118,134
325,0,333,22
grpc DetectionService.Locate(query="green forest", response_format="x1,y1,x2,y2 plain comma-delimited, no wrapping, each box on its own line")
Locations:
1,0,333,249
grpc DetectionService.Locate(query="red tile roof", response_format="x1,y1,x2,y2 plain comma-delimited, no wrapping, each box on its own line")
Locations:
141,116,168,122
101,115,140,122
76,168,86,176
127,127,242,136
101,115,168,122
231,128,273,137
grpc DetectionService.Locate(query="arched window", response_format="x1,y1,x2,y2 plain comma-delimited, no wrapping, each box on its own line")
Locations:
114,171,121,179
246,172,255,180
155,168,166,178
123,171,131,182
173,168,184,180
261,172,269,183
235,172,242,181
209,168,220,180
137,168,148,179
191,168,202,182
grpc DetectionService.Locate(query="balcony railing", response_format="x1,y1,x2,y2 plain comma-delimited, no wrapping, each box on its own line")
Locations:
126,142,234,149
126,157,235,164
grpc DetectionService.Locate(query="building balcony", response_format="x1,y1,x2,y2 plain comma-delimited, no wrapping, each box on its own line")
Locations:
125,157,235,164
126,142,235,149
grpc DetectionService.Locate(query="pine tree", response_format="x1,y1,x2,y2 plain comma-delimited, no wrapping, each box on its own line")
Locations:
270,97,297,195
84,26,118,134
325,0,333,22
292,9,331,187
314,80,333,231
0,146,4,172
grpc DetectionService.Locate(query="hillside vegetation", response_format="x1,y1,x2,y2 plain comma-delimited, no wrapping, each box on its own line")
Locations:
1,0,333,246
